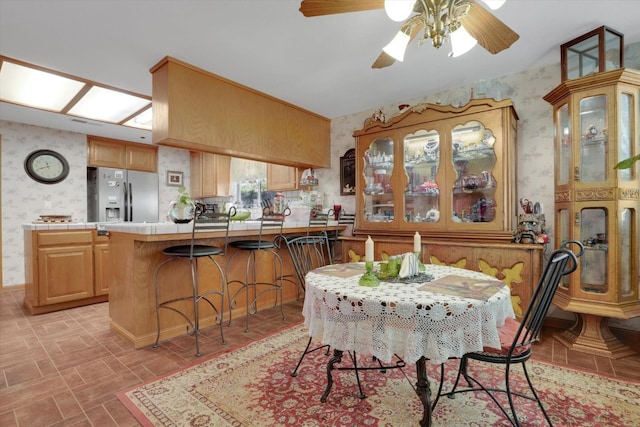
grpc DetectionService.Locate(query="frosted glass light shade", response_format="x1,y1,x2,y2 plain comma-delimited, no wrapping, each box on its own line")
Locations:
0,61,85,111
383,31,411,61
384,0,415,22
449,27,478,57
480,0,506,10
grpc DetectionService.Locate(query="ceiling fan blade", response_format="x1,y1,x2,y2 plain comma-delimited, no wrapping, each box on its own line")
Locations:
459,0,519,54
372,51,397,69
372,18,425,69
299,0,384,17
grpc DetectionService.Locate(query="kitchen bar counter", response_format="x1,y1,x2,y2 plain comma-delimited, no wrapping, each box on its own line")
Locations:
22,219,339,232
105,221,342,349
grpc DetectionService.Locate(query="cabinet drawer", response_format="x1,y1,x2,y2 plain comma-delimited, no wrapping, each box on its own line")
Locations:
38,231,93,246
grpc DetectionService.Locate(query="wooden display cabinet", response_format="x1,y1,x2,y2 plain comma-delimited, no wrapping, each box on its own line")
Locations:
354,99,518,242
544,68,640,358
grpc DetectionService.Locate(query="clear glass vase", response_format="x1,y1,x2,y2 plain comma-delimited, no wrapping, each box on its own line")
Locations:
168,200,195,224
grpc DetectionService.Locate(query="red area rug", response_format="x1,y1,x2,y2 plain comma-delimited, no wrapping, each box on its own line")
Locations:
117,324,640,426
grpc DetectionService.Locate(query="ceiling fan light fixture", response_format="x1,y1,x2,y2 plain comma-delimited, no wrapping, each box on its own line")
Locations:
449,26,478,57
479,0,506,10
384,0,416,22
383,30,411,61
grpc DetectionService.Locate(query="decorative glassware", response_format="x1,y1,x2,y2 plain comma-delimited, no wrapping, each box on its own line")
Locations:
168,199,195,224
359,261,380,287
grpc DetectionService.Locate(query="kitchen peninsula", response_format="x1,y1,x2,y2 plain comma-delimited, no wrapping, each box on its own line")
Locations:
103,220,340,348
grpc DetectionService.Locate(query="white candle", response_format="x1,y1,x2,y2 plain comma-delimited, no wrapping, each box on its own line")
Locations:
414,231,421,253
365,235,374,262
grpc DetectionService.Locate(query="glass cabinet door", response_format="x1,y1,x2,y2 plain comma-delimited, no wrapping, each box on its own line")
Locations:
363,137,395,223
557,103,571,186
579,95,608,183
403,129,440,223
580,207,609,294
451,120,498,223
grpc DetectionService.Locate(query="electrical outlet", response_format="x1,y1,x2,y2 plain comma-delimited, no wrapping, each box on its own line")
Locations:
44,200,52,209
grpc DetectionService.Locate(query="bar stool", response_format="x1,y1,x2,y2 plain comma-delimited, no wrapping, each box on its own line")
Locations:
226,207,289,332
153,205,234,356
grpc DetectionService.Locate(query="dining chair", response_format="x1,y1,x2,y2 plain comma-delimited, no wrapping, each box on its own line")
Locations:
327,211,355,261
153,205,235,356
440,240,584,426
284,234,333,376
226,207,290,332
287,235,406,400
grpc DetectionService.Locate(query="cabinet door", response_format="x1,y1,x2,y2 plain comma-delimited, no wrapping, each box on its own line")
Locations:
88,137,126,168
126,144,157,172
267,164,299,191
94,242,110,296
448,116,504,229
37,245,94,305
403,126,443,227
190,152,231,197
360,134,397,229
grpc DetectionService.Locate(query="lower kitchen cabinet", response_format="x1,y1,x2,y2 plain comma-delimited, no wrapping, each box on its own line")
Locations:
24,229,109,314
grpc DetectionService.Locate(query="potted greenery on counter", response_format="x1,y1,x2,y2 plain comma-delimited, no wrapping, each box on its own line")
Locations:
168,186,195,223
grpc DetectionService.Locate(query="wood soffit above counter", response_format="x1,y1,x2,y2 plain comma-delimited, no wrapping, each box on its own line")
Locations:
150,56,331,169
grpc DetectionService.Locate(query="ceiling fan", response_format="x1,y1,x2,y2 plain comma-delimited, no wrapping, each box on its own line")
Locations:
299,0,519,68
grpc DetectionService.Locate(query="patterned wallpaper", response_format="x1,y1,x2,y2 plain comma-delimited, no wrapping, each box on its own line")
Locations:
0,121,190,286
1,42,638,329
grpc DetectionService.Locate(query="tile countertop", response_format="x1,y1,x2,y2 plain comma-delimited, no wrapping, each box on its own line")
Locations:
22,220,339,234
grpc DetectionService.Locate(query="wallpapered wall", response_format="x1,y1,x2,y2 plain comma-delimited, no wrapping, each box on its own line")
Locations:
0,121,190,286
1,43,639,328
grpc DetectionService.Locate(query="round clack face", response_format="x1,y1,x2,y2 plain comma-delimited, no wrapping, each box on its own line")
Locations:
24,150,70,184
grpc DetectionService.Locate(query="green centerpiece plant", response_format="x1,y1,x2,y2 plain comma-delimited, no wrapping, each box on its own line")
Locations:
168,186,196,223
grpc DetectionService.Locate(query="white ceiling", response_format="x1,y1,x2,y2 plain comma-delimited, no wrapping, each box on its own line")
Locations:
1,0,640,143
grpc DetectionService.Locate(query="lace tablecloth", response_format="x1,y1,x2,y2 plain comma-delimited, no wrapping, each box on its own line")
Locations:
303,263,515,364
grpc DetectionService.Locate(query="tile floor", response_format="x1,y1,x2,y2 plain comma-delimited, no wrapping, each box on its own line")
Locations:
1,288,639,426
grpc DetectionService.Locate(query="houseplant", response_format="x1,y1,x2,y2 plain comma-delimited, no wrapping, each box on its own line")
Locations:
168,186,196,223
615,154,640,169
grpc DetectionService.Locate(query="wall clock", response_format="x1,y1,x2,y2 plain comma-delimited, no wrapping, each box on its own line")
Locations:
24,149,70,184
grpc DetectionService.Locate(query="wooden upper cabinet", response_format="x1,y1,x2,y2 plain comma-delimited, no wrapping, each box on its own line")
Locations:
190,151,231,198
267,164,299,191
125,144,157,172
88,136,126,168
88,136,157,172
150,57,330,169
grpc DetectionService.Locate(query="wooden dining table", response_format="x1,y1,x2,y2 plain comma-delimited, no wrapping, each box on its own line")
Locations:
303,262,515,426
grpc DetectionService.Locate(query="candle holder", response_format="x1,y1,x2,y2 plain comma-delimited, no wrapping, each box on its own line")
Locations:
415,251,426,272
359,261,380,287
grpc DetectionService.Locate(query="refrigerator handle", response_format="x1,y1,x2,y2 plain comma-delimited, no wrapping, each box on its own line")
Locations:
128,183,133,221
124,183,129,222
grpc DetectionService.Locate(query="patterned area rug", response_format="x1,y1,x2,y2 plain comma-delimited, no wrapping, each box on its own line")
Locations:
117,324,640,426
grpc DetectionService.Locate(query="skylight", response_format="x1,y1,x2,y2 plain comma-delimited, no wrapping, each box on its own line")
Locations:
0,55,152,130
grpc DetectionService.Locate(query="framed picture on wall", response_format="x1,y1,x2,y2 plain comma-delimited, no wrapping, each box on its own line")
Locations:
340,148,356,195
166,170,183,187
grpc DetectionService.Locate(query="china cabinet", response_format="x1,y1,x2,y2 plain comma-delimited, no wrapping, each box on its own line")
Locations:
544,68,640,358
354,98,518,242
